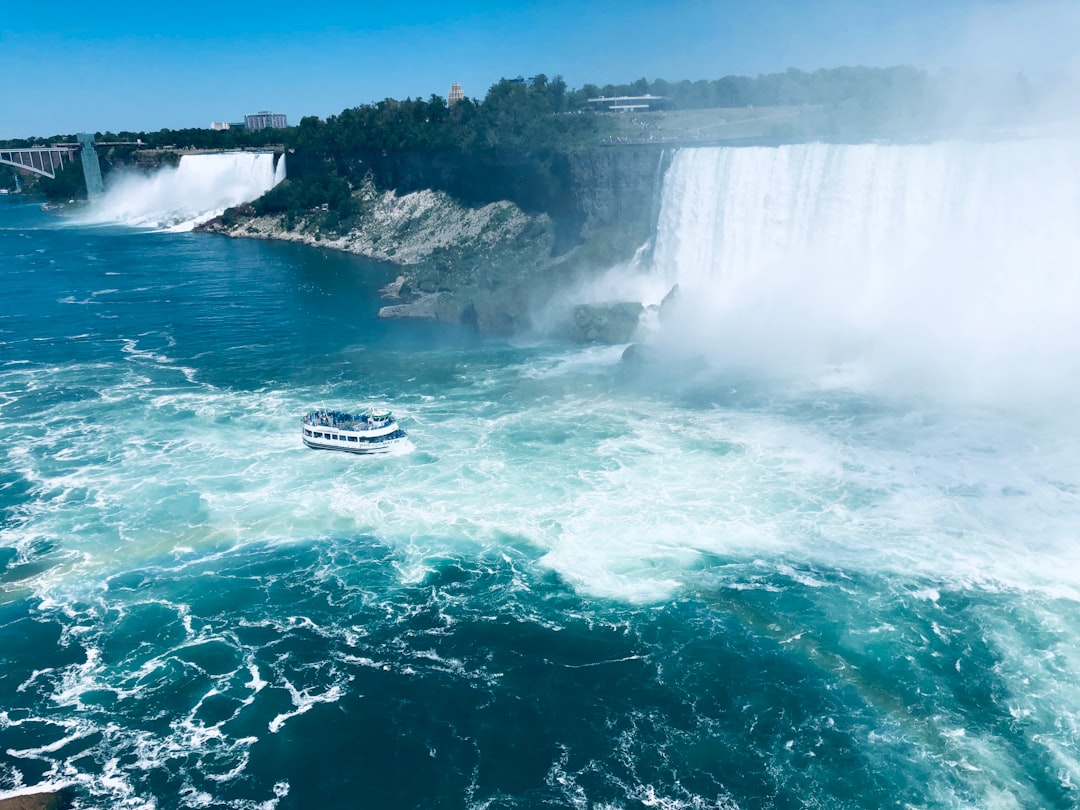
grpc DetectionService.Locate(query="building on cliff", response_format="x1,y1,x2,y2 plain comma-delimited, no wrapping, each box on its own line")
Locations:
244,111,288,130
586,94,668,112
448,82,465,106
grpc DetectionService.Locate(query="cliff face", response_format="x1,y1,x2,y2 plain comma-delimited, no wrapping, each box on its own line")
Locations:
288,145,670,259
202,145,670,336
567,146,672,260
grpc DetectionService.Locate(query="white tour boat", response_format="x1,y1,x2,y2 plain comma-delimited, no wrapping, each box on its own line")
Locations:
301,407,409,454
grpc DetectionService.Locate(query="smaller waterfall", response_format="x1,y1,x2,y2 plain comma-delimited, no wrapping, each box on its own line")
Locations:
82,151,284,232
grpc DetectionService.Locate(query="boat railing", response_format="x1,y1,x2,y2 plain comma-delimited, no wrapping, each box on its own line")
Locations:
303,410,396,430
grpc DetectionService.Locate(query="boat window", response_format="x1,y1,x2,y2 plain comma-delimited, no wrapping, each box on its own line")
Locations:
348,436,358,442
314,432,324,438
304,429,312,436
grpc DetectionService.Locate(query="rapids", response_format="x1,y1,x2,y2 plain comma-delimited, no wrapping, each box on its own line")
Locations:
1,136,1079,808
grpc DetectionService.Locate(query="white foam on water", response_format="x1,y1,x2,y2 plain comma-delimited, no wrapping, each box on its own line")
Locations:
5,137,1080,805
595,135,1080,806
0,581,300,806
4,347,1078,608
267,681,346,735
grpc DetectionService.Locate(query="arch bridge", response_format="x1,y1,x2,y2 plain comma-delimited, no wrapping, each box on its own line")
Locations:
0,144,80,179
0,134,123,197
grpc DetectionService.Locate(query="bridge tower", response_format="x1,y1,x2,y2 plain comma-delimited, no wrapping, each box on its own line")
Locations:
77,133,104,199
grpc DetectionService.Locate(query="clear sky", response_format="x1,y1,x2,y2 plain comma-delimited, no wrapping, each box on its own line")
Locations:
1,0,1077,139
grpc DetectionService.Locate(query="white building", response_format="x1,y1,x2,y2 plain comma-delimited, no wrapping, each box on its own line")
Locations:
244,111,289,130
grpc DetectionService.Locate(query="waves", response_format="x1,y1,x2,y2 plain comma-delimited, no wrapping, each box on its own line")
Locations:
6,530,1079,808
78,152,285,232
4,151,1080,808
648,139,1080,403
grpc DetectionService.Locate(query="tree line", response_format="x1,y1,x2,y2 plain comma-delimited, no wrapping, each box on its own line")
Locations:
2,66,1049,206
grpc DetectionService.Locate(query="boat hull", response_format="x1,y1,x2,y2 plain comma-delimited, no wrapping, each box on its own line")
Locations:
302,435,407,454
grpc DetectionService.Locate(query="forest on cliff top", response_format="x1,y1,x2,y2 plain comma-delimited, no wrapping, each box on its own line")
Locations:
2,65,1049,211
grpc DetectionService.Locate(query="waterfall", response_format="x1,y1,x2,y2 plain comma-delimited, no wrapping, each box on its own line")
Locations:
647,139,1080,399
82,151,285,232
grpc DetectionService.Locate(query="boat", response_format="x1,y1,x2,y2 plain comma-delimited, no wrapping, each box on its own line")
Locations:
301,407,409,454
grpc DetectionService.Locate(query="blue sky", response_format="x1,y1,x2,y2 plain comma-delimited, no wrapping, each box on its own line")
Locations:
1,0,1077,139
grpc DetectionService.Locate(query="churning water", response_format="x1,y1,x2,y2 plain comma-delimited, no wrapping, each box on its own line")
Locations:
1,138,1079,809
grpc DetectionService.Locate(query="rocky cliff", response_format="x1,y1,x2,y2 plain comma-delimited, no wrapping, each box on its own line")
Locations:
567,146,672,263
199,145,671,337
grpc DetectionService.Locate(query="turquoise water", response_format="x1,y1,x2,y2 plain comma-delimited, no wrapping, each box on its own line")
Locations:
2,195,1080,809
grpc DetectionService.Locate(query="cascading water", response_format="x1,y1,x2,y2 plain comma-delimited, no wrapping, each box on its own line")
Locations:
4,137,1080,808
80,151,285,232
648,140,1080,401
273,152,286,187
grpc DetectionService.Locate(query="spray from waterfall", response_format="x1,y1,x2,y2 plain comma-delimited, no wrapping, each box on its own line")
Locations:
641,138,1080,402
79,151,285,232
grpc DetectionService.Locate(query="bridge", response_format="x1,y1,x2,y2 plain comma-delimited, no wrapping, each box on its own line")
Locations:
0,144,79,179
1,137,273,199
0,134,141,198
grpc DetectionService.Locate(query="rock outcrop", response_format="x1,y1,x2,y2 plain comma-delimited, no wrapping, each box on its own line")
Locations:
199,146,671,337
569,302,644,344
201,180,543,268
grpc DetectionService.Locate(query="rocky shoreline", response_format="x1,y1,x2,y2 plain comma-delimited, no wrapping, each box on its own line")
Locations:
198,146,671,341
199,180,574,335
202,181,537,267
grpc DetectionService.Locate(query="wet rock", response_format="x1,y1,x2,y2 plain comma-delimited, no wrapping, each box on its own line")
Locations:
659,283,680,321
378,293,446,320
569,302,644,344
621,342,661,365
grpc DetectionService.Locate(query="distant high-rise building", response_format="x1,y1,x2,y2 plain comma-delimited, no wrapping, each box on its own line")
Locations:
448,82,465,106
244,111,288,130
210,122,231,131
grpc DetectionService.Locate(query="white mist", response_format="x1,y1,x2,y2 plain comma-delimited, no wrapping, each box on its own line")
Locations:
648,139,1080,402
81,152,285,232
